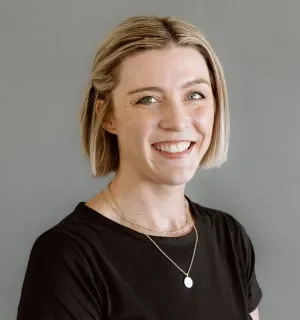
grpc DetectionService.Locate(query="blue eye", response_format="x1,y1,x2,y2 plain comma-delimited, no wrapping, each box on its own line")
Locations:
135,92,205,106
187,91,205,100
136,96,157,105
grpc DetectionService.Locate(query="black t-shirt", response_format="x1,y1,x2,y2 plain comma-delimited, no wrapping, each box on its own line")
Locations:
17,195,263,320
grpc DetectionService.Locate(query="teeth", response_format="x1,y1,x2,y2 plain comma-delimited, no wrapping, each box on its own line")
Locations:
154,142,191,153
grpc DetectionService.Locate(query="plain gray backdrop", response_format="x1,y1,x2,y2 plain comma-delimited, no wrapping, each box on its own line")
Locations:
1,1,299,319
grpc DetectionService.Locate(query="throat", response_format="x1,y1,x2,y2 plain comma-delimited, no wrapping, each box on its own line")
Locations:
128,211,197,238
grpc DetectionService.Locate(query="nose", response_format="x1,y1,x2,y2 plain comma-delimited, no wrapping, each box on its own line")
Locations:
159,100,190,131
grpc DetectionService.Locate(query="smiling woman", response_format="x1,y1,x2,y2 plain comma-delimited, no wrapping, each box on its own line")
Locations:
17,15,262,320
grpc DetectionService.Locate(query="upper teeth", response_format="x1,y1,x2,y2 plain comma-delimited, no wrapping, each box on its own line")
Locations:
154,142,191,153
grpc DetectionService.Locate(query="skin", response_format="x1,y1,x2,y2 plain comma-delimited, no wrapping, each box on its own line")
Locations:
250,307,260,320
86,44,260,318
87,44,215,235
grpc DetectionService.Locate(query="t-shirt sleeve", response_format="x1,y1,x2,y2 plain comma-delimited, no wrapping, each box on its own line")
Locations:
235,219,263,313
17,229,104,320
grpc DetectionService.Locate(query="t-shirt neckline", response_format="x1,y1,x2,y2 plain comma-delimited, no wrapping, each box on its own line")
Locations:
75,195,203,246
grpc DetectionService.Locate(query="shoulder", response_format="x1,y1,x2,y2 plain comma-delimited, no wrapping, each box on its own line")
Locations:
192,200,260,278
29,203,96,268
192,201,263,312
192,200,248,235
25,226,101,293
34,201,103,250
18,215,105,319
29,228,89,268
191,200,254,255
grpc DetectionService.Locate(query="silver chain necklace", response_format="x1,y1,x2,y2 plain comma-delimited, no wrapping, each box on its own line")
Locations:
106,183,199,289
106,183,189,234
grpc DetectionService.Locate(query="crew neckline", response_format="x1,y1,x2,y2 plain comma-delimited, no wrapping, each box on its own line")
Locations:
74,195,204,246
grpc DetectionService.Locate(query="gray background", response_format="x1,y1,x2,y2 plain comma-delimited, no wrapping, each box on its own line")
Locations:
0,1,298,319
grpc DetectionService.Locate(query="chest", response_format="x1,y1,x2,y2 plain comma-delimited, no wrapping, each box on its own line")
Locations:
91,233,250,319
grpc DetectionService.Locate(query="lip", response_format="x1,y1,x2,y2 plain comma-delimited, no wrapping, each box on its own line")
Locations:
152,140,194,145
152,142,196,159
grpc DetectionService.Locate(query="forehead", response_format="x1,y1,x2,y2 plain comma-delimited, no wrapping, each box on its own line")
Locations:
115,46,211,90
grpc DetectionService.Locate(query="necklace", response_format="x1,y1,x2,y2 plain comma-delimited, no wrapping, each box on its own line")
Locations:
105,182,199,288
106,182,189,234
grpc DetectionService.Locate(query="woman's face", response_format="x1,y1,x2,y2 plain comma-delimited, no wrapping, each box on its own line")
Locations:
106,45,215,185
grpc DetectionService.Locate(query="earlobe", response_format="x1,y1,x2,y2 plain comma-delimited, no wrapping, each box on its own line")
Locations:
102,118,117,135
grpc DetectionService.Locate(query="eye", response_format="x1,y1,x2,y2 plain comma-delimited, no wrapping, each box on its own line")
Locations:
187,91,205,100
135,96,158,105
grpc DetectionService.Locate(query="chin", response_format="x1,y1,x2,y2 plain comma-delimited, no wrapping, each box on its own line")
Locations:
159,169,196,186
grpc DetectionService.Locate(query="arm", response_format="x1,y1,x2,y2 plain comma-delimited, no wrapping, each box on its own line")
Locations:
239,225,262,319
226,214,263,318
250,307,260,320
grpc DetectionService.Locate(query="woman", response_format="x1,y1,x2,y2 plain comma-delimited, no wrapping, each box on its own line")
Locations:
17,15,263,319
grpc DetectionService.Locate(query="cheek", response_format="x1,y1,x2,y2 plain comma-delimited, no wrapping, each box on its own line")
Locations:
193,107,215,135
117,113,153,146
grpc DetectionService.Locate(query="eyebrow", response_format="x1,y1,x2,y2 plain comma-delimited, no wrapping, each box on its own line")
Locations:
126,78,211,95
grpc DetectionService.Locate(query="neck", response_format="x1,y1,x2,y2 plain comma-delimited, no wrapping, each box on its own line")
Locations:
104,173,190,232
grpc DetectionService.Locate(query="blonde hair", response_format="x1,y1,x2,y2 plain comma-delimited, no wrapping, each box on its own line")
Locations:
80,15,230,177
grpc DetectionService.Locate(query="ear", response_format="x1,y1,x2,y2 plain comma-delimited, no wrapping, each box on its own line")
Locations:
95,99,117,135
95,99,104,117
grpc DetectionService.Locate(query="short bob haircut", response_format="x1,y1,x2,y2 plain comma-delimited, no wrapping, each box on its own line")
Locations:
80,15,230,177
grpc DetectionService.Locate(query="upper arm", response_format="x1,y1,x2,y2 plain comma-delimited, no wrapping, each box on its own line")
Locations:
240,227,263,313
224,213,263,314
17,230,104,320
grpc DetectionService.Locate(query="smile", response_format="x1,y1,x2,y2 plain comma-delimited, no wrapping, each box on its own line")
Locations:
151,141,196,159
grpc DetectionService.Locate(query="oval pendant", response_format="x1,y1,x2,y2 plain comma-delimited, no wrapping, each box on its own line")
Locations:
184,276,193,288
